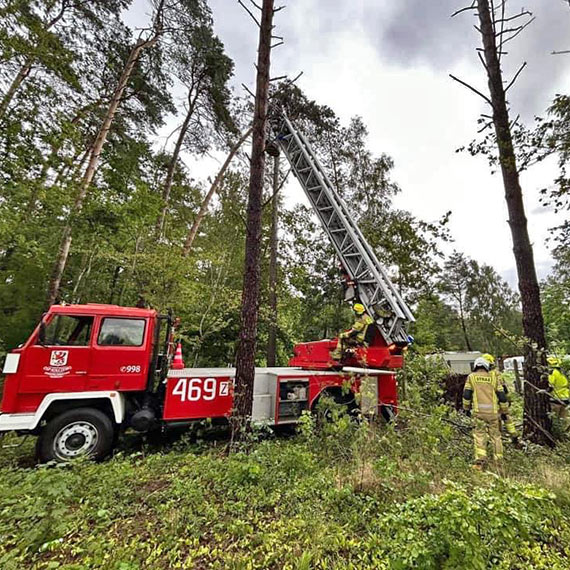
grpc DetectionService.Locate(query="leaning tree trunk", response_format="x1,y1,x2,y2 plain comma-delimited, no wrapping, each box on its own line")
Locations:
46,36,157,307
182,126,252,256
476,0,551,444
0,4,68,120
267,155,280,366
155,91,199,238
0,59,33,119
231,0,275,442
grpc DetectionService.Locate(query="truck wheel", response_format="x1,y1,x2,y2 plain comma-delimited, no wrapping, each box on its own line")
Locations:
36,408,115,463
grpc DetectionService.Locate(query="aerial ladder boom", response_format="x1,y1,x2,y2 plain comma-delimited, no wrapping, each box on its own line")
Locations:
269,112,415,346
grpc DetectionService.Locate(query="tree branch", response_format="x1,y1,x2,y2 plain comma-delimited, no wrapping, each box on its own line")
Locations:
504,61,527,93
449,74,493,106
451,2,476,18
237,0,260,27
241,83,256,98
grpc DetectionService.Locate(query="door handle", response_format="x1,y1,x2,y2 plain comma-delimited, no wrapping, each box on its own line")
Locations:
76,371,88,375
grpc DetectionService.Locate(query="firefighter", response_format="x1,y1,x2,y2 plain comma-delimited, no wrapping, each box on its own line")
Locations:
481,353,519,444
547,357,570,426
463,356,510,470
330,303,374,360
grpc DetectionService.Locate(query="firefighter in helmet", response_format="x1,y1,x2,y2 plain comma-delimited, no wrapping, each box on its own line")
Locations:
463,356,509,470
547,356,570,427
330,303,374,361
481,353,518,444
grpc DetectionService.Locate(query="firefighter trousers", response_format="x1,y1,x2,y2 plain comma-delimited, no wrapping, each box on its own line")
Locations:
473,414,503,462
501,415,518,438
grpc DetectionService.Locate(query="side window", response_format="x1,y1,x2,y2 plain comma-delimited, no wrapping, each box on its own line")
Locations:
41,315,93,346
98,318,146,347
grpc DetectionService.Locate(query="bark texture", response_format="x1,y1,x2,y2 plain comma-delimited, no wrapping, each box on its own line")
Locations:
231,0,275,440
182,126,252,256
267,155,279,366
46,36,157,307
476,0,551,444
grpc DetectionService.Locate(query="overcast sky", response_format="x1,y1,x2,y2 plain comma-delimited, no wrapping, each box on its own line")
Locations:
130,0,570,287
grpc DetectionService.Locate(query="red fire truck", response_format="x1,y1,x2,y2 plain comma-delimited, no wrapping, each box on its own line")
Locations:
0,112,414,462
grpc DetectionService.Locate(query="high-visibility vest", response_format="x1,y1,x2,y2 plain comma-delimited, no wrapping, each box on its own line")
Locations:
549,368,570,401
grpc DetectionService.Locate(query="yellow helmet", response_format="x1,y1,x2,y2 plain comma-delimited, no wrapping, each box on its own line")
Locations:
353,303,365,315
547,356,561,367
482,353,495,365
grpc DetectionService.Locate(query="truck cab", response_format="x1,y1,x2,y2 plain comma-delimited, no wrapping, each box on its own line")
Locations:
0,304,163,462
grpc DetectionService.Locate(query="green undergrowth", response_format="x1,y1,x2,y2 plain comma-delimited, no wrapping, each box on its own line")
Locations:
1,406,570,570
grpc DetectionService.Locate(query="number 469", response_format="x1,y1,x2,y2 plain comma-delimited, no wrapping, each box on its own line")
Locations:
172,378,216,402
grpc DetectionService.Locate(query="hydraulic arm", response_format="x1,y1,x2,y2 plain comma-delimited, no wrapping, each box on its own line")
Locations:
269,112,415,346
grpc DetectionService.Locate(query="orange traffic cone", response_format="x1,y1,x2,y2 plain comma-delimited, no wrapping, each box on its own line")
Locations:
171,342,185,370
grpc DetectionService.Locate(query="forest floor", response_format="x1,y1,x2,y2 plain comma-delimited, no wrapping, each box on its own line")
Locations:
1,395,570,570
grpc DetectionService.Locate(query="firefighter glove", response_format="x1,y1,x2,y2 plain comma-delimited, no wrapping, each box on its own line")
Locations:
501,413,508,421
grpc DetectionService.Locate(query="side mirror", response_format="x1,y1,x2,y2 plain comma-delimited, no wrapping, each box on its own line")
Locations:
38,319,47,346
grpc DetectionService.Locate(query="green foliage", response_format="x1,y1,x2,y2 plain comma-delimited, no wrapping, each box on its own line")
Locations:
1,409,570,569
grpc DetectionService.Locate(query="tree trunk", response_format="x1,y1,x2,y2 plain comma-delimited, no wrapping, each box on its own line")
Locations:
0,59,33,119
476,0,551,444
182,126,252,256
46,36,157,307
155,92,198,238
231,0,275,442
458,298,472,351
267,155,279,366
0,4,68,120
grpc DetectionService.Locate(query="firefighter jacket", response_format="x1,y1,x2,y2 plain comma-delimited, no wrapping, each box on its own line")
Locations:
549,368,570,402
491,369,512,402
462,370,509,416
342,313,374,344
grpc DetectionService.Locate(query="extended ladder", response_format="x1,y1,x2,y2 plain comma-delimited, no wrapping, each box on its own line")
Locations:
269,112,415,345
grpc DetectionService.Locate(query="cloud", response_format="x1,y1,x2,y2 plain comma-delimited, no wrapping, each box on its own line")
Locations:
367,0,570,116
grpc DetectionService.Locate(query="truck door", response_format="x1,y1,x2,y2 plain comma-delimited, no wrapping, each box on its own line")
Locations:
21,314,94,398
89,317,150,391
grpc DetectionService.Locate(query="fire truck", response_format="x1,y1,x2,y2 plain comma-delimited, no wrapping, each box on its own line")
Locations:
0,112,414,462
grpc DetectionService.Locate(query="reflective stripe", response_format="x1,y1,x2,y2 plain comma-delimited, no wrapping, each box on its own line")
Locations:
477,403,493,410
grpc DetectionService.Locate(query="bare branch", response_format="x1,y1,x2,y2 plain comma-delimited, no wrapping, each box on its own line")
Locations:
552,49,570,55
504,61,527,93
495,11,532,23
500,17,535,46
241,83,255,98
287,70,303,84
451,2,476,18
498,0,506,62
249,0,262,9
237,0,260,27
449,74,493,106
477,120,493,134
274,5,286,11
270,74,288,82
477,51,488,71
271,41,284,49
261,168,291,208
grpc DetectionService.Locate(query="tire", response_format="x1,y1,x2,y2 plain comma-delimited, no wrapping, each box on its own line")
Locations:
36,407,115,464
312,389,359,422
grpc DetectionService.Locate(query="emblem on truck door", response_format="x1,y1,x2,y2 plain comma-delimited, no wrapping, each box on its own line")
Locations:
50,350,69,367
43,350,72,378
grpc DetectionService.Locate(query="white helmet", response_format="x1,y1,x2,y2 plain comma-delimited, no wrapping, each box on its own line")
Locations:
473,357,490,371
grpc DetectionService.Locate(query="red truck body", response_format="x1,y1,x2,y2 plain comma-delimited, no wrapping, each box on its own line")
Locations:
0,303,400,462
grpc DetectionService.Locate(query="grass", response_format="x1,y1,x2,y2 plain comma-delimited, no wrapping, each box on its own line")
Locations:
1,402,570,569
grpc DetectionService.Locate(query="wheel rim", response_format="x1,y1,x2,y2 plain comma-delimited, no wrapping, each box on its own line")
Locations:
53,421,99,460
